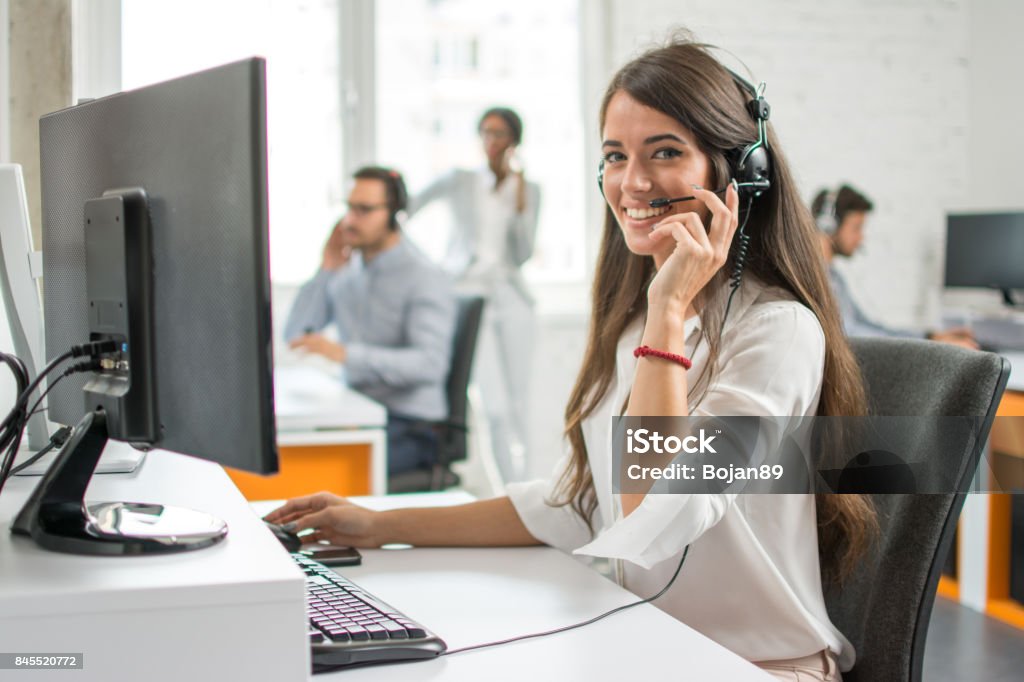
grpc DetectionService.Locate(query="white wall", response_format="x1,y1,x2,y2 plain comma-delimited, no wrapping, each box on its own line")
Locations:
941,0,1024,315
0,0,10,164
600,0,972,330
967,0,1023,210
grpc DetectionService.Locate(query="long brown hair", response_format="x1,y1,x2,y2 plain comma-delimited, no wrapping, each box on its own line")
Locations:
553,33,876,582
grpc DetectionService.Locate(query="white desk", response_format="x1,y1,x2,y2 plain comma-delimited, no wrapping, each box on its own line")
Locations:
1001,351,1023,392
275,365,386,433
273,365,388,495
252,498,771,682
0,452,308,682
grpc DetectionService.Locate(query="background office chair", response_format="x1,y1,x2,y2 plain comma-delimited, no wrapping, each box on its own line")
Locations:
824,337,1009,682
389,296,485,493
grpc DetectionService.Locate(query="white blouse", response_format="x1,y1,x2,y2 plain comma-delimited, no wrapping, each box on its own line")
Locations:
506,276,855,670
465,167,518,286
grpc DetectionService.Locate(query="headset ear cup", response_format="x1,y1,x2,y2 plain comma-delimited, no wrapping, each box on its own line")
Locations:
733,142,770,197
815,189,839,234
388,171,408,230
394,179,408,214
733,145,771,199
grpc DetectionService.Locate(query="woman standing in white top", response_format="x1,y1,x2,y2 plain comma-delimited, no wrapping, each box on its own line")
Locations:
406,107,541,482
268,35,875,680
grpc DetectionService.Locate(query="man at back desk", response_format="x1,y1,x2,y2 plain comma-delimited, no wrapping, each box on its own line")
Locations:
285,167,457,478
812,184,978,349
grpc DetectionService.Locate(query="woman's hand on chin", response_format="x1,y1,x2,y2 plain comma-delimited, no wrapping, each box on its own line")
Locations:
646,181,740,314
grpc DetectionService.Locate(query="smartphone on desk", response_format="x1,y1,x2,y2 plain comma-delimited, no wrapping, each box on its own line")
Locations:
300,545,362,567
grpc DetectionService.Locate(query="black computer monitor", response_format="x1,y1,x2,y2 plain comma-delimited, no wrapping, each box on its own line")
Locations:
11,58,278,555
945,212,1024,307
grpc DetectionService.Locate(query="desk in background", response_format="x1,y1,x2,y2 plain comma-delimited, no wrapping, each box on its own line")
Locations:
939,350,1024,631
227,365,387,498
1001,351,1024,393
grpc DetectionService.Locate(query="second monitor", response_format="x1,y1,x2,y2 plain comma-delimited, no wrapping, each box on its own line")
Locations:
945,211,1024,307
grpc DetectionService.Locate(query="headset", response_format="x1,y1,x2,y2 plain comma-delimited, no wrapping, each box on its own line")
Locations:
814,188,840,235
382,169,408,231
725,71,772,200
596,68,772,205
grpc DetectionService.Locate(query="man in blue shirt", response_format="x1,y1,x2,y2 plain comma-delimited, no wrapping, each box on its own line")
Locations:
812,184,977,348
285,167,457,477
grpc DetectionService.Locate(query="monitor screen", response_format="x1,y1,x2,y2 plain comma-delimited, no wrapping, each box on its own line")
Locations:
39,58,277,474
945,212,1024,293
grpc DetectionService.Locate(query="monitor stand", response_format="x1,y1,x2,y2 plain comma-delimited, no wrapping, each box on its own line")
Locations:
1000,288,1024,309
10,408,227,555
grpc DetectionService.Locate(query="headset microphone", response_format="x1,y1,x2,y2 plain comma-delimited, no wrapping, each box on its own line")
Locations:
648,195,694,208
604,175,766,210
648,185,731,209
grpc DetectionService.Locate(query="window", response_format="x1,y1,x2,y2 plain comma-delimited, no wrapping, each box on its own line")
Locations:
118,0,587,285
375,0,585,282
121,0,344,284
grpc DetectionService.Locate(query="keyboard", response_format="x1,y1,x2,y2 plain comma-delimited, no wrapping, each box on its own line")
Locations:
294,553,447,669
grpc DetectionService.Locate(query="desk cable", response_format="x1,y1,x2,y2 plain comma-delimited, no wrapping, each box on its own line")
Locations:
0,341,114,496
441,545,689,657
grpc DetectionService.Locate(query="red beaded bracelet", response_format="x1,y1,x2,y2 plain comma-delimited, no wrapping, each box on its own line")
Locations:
633,345,692,369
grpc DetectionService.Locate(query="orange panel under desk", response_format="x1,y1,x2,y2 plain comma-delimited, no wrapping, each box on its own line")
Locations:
992,391,1024,459
986,390,1024,630
225,444,372,500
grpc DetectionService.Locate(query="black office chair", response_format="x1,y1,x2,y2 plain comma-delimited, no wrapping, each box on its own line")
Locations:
823,338,1009,682
389,296,485,493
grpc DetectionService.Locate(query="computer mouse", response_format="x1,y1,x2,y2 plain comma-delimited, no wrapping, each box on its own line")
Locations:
264,520,302,552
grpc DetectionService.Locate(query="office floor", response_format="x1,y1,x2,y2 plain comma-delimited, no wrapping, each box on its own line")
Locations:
924,597,1024,681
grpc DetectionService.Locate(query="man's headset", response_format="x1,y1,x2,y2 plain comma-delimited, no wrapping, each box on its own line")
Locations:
596,68,772,206
814,189,840,235
382,169,408,231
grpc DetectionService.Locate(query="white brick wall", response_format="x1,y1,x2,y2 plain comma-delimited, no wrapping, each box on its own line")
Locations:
601,0,972,328
967,0,1024,211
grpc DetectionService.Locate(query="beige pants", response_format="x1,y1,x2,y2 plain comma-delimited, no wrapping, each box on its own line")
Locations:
754,650,842,681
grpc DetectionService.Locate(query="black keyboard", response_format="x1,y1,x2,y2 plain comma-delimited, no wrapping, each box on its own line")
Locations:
293,553,447,669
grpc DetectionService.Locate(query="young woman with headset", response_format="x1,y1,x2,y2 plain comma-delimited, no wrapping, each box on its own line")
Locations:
268,34,874,680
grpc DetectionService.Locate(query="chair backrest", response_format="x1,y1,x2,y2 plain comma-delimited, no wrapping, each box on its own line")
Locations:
440,296,485,463
824,338,1009,682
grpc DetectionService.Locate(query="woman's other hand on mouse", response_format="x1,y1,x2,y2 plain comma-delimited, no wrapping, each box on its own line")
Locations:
266,491,380,548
